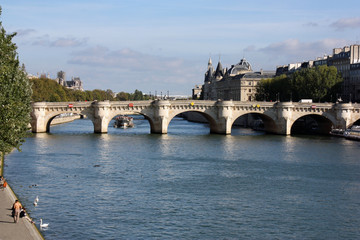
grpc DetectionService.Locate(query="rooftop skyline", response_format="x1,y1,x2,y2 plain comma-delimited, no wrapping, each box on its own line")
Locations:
1,0,360,95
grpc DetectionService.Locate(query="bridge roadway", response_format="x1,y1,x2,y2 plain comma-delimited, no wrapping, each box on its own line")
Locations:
31,100,360,135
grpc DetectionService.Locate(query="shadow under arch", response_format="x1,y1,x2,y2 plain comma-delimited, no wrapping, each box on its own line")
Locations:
349,118,360,128
231,113,278,134
291,114,334,135
45,113,87,133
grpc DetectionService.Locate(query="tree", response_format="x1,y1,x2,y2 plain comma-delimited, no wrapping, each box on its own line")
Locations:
116,91,130,101
0,8,32,174
30,77,69,101
255,75,289,101
291,65,343,102
105,89,115,101
131,89,144,100
256,66,343,102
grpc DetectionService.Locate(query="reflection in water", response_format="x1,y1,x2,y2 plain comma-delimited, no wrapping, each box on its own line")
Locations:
282,136,298,162
97,134,111,160
32,133,51,155
157,134,172,157
221,135,237,159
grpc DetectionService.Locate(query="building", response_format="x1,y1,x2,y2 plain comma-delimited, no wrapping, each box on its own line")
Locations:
197,58,275,101
275,44,360,102
331,45,360,101
192,85,202,99
350,61,360,102
56,70,83,91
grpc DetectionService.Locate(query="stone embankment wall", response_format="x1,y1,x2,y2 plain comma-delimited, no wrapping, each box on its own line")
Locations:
180,112,208,123
51,114,82,125
181,112,252,126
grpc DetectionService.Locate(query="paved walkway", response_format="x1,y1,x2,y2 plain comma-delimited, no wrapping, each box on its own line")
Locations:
0,183,44,240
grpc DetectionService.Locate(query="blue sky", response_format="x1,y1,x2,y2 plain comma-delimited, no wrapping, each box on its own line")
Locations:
1,0,360,95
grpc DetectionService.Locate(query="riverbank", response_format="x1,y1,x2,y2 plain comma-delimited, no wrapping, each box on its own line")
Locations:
0,182,44,240
0,114,80,239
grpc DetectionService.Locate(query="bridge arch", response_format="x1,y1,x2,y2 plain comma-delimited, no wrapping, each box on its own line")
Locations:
347,118,360,128
290,114,335,135
32,109,94,133
231,111,279,134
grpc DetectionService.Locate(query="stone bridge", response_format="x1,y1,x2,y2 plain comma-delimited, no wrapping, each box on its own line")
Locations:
31,100,360,135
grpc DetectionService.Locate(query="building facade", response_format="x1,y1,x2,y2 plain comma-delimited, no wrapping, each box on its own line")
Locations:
192,85,202,99
276,44,360,102
56,71,83,91
198,58,275,101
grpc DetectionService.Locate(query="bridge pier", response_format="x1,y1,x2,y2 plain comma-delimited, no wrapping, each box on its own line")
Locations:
31,102,48,133
211,100,234,134
275,102,295,135
93,101,112,133
150,100,171,134
335,103,354,129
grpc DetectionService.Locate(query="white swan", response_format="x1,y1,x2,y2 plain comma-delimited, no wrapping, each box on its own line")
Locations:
33,195,39,206
40,219,49,228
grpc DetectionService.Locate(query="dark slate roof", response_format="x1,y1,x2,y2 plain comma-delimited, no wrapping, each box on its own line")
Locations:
214,61,224,77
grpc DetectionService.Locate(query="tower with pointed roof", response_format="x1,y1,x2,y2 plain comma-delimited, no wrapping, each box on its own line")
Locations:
200,58,275,101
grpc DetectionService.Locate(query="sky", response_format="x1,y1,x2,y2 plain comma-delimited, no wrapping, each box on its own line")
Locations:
1,0,360,95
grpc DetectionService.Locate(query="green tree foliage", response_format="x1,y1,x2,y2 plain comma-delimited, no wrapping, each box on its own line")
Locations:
31,77,68,101
30,77,150,102
256,74,289,101
256,65,343,102
131,89,144,100
30,78,118,102
116,91,130,101
0,8,32,161
115,89,150,101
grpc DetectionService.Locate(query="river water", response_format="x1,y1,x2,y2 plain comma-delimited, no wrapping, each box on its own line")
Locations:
5,117,360,239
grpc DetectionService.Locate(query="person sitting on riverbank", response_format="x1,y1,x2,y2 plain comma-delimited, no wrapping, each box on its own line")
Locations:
0,176,6,190
20,207,35,224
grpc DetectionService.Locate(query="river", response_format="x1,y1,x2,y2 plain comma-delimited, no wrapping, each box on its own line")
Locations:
5,116,360,239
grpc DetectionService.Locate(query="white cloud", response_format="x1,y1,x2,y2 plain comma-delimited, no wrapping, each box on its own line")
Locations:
51,38,86,47
330,17,360,30
303,22,318,27
14,29,36,37
65,45,203,94
258,38,351,63
243,45,256,52
31,35,87,47
68,46,184,72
